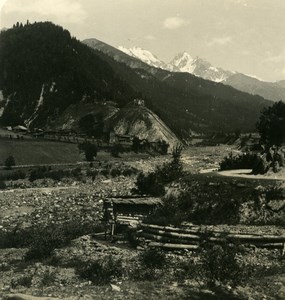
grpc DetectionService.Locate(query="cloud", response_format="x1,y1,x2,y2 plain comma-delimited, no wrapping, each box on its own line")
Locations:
231,0,248,6
0,0,7,10
163,17,189,29
144,35,156,41
264,48,285,64
207,36,232,46
265,50,285,63
281,68,285,75
3,0,87,23
241,50,251,55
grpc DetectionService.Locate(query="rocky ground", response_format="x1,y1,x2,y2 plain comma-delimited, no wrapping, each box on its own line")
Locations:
0,145,284,299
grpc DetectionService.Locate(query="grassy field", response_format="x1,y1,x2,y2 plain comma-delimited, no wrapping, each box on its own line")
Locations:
0,139,81,165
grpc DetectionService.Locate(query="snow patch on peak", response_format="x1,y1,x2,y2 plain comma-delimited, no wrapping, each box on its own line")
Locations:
169,52,195,73
118,46,166,69
117,45,234,82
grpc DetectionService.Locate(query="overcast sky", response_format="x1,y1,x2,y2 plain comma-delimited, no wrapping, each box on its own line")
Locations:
1,0,285,82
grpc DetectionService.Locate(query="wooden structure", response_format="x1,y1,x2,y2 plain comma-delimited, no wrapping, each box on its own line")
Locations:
137,223,285,252
109,132,133,145
102,197,162,236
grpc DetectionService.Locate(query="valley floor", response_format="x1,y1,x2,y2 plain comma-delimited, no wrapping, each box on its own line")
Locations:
0,145,284,299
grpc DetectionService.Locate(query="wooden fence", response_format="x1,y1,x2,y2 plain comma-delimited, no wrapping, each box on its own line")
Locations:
137,223,285,254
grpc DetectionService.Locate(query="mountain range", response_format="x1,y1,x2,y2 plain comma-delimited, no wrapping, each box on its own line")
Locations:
117,45,285,102
0,22,274,143
118,46,234,83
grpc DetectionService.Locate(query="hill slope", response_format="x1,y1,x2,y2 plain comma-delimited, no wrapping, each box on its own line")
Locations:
109,102,179,149
224,73,285,102
0,22,137,128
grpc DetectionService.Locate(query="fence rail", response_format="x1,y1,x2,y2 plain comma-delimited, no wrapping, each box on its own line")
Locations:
137,223,285,253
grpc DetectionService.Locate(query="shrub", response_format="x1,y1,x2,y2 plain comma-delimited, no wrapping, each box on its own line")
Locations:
41,269,56,286
22,220,102,260
257,101,285,147
220,151,257,170
70,167,82,180
134,172,165,196
198,239,251,287
134,145,183,196
29,167,82,182
25,226,67,260
122,167,137,177
110,168,121,177
131,247,167,281
100,169,109,177
4,155,16,169
29,166,47,181
0,180,6,190
78,142,98,161
111,143,124,157
0,170,26,181
75,255,122,285
11,274,33,288
86,169,99,180
139,247,166,269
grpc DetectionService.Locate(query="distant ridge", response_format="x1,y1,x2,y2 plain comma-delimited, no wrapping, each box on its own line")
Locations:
114,45,285,102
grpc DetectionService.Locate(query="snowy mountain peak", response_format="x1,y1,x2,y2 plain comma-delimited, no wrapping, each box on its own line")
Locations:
117,46,234,82
169,51,195,73
118,46,166,69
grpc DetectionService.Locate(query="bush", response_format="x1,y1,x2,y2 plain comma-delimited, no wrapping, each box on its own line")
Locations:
11,274,33,288
4,155,16,169
25,226,67,260
135,172,165,196
0,170,26,181
122,167,138,177
100,169,109,177
198,239,251,287
41,269,56,286
86,169,99,180
0,180,6,190
78,142,98,161
111,143,124,157
110,168,121,177
19,220,102,260
134,145,183,196
139,247,166,269
29,166,48,181
29,167,82,182
220,151,257,171
75,255,122,285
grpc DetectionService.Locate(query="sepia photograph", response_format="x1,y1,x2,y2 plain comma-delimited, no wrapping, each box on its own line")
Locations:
0,0,285,299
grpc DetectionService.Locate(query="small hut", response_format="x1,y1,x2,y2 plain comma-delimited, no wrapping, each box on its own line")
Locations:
102,196,162,236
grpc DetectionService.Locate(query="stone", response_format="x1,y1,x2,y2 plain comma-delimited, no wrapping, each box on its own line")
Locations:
110,284,121,292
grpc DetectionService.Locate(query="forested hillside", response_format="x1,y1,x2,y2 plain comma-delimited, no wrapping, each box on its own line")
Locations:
0,22,137,127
